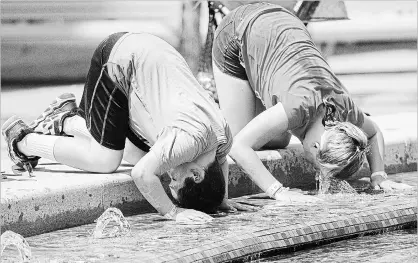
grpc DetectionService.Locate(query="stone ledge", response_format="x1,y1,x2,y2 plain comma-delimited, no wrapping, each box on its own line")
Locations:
1,184,416,262
150,202,417,263
1,113,417,237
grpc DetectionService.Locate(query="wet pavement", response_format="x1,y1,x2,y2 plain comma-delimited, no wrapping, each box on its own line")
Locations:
1,172,416,263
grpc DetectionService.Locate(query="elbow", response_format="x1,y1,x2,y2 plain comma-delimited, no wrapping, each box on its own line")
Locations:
131,164,148,182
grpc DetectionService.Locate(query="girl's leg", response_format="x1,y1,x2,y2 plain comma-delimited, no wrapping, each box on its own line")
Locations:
213,64,256,137
214,64,290,149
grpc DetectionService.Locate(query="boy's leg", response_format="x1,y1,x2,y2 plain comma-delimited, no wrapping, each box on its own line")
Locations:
18,128,123,173
61,114,92,139
122,138,147,165
4,32,130,173
3,116,123,173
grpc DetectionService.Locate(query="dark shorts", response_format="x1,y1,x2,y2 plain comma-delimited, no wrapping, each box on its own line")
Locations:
212,3,295,84
78,32,151,152
212,4,250,81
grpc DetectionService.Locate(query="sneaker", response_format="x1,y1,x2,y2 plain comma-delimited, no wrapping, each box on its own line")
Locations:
40,109,78,136
2,116,40,176
29,93,77,134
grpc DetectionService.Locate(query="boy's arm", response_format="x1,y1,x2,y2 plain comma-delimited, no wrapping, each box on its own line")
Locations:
131,151,180,217
221,158,229,201
130,128,214,222
218,157,261,212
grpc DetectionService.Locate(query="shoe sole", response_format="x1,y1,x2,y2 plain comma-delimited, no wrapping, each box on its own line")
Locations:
29,93,76,130
1,115,21,137
2,115,40,170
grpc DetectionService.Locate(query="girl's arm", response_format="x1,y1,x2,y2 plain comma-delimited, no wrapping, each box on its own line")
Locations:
229,103,319,202
360,114,412,190
230,103,288,193
360,115,385,175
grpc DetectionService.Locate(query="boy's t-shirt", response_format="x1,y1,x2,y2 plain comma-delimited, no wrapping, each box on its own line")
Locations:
107,33,232,173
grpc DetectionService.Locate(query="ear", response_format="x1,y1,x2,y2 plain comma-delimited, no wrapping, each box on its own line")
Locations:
189,165,205,184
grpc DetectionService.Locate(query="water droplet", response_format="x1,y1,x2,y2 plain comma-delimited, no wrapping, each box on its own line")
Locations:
91,208,131,239
1,230,33,262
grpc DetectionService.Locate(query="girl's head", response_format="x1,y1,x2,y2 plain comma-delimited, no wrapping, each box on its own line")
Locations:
303,98,369,181
317,122,369,180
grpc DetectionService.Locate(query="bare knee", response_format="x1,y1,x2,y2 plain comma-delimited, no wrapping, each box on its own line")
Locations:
85,145,123,173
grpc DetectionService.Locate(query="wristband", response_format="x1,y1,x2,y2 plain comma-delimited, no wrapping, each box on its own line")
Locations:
163,204,179,220
266,181,283,198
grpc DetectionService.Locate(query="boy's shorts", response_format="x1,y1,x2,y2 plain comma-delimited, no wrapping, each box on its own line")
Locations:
78,32,151,152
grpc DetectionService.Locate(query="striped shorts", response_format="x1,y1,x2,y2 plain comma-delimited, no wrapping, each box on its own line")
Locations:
77,32,151,152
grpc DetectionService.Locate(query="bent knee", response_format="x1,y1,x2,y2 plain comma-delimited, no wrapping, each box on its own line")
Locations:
86,144,123,173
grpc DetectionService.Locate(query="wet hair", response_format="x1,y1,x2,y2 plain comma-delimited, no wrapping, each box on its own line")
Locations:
175,159,225,213
317,98,369,180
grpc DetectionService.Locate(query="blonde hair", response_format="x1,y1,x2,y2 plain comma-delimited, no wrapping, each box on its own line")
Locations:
317,99,369,180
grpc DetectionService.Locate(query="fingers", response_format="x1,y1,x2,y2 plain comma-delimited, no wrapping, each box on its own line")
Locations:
240,206,259,212
392,182,413,189
235,203,260,212
376,181,413,192
175,210,213,224
177,216,212,225
235,201,263,207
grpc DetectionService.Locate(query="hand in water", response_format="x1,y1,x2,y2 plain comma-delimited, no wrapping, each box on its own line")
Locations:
218,199,261,213
175,209,213,224
371,172,413,191
274,190,322,203
374,180,413,191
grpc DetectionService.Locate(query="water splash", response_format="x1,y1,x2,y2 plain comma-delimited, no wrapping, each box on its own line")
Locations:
91,207,131,239
1,230,33,262
317,173,357,195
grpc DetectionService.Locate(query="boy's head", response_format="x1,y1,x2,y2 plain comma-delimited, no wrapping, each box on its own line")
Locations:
168,159,225,213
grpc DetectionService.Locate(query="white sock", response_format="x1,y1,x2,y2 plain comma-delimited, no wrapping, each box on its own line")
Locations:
18,134,58,162
63,115,91,138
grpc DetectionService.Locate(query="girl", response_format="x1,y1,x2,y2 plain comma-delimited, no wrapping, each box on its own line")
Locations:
212,2,412,201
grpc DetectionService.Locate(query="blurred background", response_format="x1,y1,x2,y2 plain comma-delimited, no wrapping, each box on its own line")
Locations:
1,1,417,146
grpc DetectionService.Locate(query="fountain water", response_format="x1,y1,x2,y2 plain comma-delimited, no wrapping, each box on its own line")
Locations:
1,230,33,262
91,207,131,239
